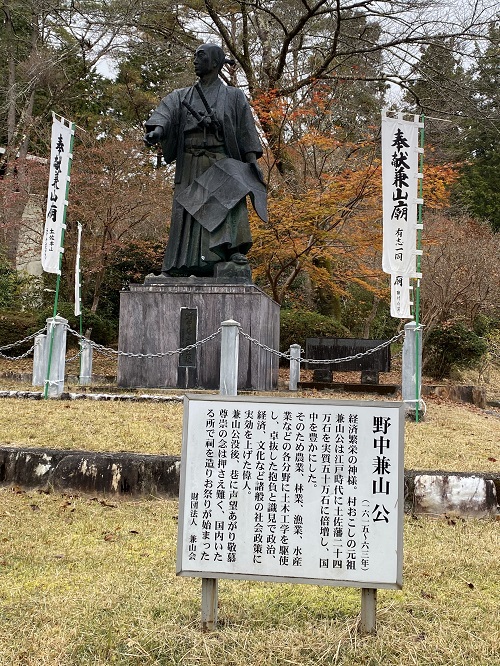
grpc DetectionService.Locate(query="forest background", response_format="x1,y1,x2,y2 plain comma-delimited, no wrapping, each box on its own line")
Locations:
1,0,499,378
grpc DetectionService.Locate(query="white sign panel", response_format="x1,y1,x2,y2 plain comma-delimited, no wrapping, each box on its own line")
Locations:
41,115,75,274
381,111,423,277
178,396,404,589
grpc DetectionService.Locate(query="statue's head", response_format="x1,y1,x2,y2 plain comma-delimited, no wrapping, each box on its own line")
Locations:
194,44,227,77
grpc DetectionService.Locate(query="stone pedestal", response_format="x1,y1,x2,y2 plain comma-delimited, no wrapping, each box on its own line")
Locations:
117,278,280,390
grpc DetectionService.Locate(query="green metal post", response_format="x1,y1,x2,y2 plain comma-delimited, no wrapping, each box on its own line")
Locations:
414,116,425,422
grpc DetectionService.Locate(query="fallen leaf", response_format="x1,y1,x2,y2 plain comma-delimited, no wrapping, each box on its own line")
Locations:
487,457,496,462
30,504,40,511
420,590,435,600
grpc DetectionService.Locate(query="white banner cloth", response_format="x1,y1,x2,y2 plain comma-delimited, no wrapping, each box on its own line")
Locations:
390,274,413,319
41,115,74,274
74,222,82,316
381,112,423,276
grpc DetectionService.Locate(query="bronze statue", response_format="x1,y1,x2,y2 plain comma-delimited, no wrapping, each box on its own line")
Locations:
145,44,267,278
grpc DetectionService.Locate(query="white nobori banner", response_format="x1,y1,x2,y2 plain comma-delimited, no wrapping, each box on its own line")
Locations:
41,114,75,274
74,222,82,316
381,111,423,277
390,274,413,319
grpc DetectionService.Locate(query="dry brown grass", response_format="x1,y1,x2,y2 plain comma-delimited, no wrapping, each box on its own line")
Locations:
1,393,498,471
0,488,498,666
0,399,183,455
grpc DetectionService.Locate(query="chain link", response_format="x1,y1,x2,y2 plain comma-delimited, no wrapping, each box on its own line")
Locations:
66,326,222,358
66,349,83,363
238,329,296,360
0,327,47,351
0,344,36,360
303,330,405,365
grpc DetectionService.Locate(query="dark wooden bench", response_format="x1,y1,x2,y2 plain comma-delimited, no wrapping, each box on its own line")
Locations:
300,338,396,394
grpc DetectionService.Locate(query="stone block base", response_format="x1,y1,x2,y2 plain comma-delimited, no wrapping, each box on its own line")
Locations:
117,279,280,390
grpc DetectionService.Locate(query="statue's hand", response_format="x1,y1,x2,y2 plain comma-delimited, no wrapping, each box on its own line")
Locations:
144,126,164,146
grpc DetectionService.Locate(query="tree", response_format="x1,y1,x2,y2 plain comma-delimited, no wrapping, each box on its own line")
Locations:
66,133,172,313
456,21,500,231
420,211,500,345
185,0,496,172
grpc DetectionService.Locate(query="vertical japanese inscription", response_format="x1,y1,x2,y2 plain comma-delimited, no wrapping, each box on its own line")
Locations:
181,400,402,587
179,308,198,367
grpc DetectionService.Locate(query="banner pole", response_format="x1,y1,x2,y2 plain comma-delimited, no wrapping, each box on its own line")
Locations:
414,116,425,422
44,120,76,399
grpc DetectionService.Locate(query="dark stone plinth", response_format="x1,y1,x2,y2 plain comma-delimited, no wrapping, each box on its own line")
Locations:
312,367,333,382
361,370,380,384
117,281,280,390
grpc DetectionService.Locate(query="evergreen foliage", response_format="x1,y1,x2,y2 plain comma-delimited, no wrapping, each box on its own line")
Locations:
424,321,488,379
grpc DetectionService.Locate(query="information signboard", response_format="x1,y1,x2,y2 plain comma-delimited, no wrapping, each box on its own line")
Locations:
178,396,404,589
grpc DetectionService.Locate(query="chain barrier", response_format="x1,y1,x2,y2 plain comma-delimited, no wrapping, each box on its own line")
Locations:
0,344,36,361
66,349,83,363
240,328,406,364
238,329,297,361
66,326,222,359
0,327,47,352
0,322,414,366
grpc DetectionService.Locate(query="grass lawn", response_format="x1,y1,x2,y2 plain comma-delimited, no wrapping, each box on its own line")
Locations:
0,488,498,666
0,395,498,471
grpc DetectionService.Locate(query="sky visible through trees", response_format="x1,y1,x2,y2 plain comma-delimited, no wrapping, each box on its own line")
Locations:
0,0,498,349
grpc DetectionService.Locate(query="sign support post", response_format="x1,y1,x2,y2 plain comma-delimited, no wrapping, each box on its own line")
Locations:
201,319,240,631
360,588,377,634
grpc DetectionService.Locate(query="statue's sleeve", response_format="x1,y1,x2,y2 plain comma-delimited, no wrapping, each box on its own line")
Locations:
145,91,181,165
235,90,263,160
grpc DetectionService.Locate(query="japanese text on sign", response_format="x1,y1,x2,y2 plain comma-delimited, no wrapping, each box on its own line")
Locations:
178,396,404,589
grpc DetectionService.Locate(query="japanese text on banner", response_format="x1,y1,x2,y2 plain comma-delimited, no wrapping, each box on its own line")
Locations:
41,115,74,274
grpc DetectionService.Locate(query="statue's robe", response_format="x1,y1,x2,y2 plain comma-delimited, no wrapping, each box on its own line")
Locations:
146,78,263,276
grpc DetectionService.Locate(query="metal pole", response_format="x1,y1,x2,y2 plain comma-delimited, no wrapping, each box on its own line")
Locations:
43,316,68,397
414,115,425,422
32,334,48,386
289,344,301,391
219,319,240,398
200,319,240,631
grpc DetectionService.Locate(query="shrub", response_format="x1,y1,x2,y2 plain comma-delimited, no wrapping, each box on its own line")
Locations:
35,302,118,348
0,309,40,353
280,309,349,354
423,321,488,379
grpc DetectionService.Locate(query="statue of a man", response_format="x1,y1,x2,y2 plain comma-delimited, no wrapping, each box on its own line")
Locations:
144,43,266,278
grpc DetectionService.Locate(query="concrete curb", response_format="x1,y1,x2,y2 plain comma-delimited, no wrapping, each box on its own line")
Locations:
0,390,183,402
0,447,180,497
0,446,498,517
